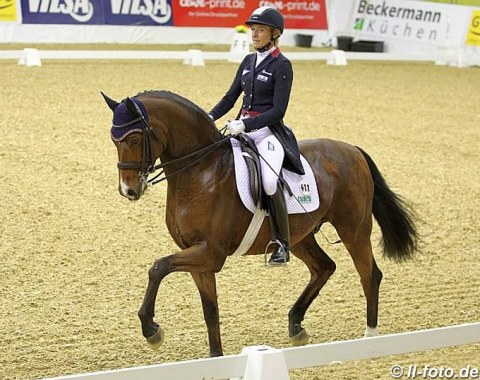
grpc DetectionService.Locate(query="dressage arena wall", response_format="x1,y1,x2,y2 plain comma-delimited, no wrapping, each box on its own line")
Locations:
44,323,480,379
2,48,479,68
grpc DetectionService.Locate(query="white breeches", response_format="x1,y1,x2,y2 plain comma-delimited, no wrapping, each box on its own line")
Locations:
245,127,284,196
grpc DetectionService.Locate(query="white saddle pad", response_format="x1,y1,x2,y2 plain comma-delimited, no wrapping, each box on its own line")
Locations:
230,138,319,214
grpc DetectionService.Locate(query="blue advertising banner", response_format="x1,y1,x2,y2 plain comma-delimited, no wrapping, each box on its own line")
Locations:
19,0,324,28
21,0,105,24
103,0,173,26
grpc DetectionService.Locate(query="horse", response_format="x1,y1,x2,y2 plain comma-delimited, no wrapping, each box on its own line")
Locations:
101,89,419,357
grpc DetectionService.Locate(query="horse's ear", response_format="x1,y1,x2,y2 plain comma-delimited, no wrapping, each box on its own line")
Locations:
124,97,138,114
100,91,119,112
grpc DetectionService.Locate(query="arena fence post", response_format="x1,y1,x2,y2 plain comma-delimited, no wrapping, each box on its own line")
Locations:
236,345,289,380
327,49,347,66
18,48,42,67
182,49,205,66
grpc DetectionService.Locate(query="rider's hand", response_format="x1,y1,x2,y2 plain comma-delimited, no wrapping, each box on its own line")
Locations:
227,120,245,135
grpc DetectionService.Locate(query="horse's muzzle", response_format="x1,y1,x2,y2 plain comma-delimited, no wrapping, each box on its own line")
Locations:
119,177,147,201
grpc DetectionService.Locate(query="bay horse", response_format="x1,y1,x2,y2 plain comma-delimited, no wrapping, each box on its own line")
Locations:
102,90,418,357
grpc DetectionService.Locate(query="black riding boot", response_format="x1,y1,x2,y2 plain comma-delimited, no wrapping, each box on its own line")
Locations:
267,184,290,266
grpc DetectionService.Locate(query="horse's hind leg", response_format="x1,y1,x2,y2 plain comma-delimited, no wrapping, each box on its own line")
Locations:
289,233,336,346
340,229,383,337
364,257,383,337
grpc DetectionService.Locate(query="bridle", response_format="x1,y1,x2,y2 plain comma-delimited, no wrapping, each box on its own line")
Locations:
112,98,229,187
112,99,156,175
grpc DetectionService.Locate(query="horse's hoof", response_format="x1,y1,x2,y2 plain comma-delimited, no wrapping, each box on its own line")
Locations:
146,326,165,350
290,329,309,346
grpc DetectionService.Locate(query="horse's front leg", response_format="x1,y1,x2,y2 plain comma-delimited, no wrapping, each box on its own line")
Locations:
137,261,166,349
137,243,226,353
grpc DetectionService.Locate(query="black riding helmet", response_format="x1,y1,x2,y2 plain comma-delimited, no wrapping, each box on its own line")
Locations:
245,6,284,35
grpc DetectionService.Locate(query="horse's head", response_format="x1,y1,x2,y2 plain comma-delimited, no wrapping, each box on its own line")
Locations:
103,89,224,201
102,91,157,201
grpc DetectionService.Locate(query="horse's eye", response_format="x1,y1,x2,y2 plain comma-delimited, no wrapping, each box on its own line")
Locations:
129,135,142,146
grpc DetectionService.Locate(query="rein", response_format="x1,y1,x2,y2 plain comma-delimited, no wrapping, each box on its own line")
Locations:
114,98,229,186
147,137,229,186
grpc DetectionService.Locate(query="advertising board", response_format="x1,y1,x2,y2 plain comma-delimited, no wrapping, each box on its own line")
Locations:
18,0,327,28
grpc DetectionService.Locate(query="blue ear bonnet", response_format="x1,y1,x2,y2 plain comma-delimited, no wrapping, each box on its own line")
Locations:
111,98,148,142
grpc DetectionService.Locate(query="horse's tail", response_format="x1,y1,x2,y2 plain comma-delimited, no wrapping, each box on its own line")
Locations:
356,146,419,262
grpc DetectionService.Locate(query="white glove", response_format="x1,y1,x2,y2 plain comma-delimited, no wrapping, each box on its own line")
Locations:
227,119,245,135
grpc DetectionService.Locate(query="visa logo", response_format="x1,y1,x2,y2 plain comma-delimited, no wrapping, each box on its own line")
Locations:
27,0,94,22
110,0,172,24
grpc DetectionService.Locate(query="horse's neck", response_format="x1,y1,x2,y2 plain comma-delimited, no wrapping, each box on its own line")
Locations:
156,113,223,180
148,99,216,157
164,122,219,159
164,145,233,194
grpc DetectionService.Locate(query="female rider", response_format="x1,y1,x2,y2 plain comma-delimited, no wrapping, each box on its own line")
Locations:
208,6,304,266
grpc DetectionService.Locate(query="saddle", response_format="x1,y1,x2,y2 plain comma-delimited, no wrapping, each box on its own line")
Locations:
236,134,264,209
230,135,319,215
236,134,293,211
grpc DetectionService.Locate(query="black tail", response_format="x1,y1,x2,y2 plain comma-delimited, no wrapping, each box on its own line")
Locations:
356,147,419,261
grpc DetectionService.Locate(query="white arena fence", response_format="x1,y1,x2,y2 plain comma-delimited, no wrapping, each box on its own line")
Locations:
42,322,480,380
1,48,478,67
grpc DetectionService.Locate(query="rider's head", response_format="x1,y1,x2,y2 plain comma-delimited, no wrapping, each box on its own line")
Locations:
245,7,284,53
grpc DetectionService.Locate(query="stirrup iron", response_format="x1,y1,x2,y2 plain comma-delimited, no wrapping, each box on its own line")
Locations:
264,239,289,267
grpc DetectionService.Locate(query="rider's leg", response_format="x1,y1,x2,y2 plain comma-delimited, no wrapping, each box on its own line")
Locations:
256,134,290,266
266,182,290,265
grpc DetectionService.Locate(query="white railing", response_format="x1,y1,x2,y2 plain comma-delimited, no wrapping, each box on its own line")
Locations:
42,322,480,380
0,48,467,64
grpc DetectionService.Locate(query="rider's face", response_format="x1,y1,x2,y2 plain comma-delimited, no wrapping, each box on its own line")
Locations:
250,24,272,50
